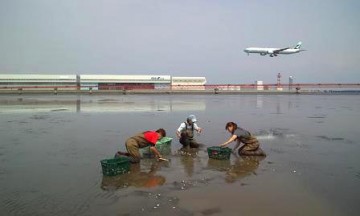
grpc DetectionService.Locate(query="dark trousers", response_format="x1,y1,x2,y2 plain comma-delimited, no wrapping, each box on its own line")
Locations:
179,134,199,148
238,145,266,156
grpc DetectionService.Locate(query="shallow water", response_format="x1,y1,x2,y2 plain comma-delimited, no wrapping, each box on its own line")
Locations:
0,94,359,215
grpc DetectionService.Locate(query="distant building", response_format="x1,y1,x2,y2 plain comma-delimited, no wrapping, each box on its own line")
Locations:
0,74,78,90
255,81,264,91
0,74,207,91
79,74,171,90
171,77,207,90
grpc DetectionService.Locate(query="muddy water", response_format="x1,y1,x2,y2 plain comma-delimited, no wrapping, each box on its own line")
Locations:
0,94,359,215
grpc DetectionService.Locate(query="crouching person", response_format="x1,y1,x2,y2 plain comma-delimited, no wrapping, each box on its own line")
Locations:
176,114,203,149
219,122,266,156
117,128,166,163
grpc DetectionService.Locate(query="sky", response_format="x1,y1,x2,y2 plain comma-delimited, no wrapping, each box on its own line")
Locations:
0,0,359,84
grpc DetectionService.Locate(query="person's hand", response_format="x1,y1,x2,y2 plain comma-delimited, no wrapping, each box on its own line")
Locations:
158,157,169,162
157,154,169,162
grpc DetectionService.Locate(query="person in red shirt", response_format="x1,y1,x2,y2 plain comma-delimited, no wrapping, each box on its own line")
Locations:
116,128,166,163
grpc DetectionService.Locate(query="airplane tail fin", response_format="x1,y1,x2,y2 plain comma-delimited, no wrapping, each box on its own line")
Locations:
294,41,302,49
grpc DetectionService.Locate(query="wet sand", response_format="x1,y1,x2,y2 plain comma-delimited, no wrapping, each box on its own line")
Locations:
0,94,359,215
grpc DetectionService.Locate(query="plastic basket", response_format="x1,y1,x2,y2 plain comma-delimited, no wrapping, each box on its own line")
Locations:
100,157,130,176
155,137,173,154
141,137,173,157
207,146,232,160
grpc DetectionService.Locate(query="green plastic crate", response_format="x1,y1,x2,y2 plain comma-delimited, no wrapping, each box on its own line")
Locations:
156,136,173,145
141,137,173,157
100,157,130,176
207,146,232,160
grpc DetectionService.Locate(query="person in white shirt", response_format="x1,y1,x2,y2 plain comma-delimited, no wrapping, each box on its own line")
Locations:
176,114,203,149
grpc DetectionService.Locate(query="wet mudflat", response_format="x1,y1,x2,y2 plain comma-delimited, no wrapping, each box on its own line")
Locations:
0,94,359,216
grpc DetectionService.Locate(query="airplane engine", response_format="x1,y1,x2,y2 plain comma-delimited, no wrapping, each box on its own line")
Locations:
267,50,274,57
260,53,267,56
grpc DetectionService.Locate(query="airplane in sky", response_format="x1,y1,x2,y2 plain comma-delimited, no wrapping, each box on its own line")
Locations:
244,41,305,57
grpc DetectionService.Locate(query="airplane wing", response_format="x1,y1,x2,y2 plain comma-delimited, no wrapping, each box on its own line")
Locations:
273,47,290,54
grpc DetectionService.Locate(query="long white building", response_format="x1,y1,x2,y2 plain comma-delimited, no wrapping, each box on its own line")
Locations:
0,74,78,90
0,74,207,91
80,74,171,90
171,77,207,90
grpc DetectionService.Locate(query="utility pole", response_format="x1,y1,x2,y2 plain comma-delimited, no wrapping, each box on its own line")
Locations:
277,73,283,90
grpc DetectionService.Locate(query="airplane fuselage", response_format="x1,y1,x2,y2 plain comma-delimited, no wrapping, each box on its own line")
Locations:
244,48,300,55
244,42,304,57
244,47,300,55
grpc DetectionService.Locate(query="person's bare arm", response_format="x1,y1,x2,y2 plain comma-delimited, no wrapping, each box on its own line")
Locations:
176,130,181,138
194,123,202,133
220,134,237,147
150,146,162,159
176,123,184,138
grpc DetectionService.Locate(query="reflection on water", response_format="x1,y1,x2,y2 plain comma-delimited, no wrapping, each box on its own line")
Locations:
207,158,231,172
176,148,200,177
101,162,166,190
0,95,206,113
256,95,263,109
207,156,265,183
0,94,311,114
226,156,265,183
